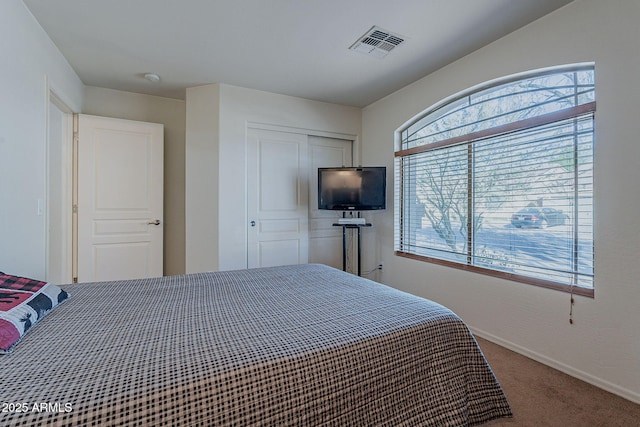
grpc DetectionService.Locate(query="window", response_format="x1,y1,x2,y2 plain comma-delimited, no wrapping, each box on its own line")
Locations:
395,65,595,296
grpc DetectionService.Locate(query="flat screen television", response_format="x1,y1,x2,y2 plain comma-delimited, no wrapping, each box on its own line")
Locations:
318,167,386,211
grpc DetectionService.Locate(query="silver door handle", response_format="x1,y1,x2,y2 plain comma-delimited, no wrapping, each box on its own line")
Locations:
148,219,161,225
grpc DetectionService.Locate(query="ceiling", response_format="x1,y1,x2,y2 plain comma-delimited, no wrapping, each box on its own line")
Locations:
24,0,573,107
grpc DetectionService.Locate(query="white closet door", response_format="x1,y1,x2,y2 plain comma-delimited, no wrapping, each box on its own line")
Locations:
77,114,164,282
247,128,309,268
308,136,353,269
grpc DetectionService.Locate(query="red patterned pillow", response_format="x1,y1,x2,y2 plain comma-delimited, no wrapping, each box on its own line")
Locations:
0,272,70,354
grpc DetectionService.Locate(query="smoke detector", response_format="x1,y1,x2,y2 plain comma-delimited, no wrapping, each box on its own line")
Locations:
144,73,161,83
349,26,405,58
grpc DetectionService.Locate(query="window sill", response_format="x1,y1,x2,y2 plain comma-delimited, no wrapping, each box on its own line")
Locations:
395,251,594,298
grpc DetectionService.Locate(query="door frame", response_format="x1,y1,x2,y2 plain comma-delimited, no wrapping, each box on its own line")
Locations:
45,78,76,284
245,122,359,268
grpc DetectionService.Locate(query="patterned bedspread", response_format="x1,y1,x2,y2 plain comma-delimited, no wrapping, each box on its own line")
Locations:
0,264,511,426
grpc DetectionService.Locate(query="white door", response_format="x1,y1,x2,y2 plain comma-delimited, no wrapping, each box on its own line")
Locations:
76,114,164,282
247,128,309,268
308,136,353,269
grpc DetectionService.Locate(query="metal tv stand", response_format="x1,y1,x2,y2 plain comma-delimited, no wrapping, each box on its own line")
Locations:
332,222,372,276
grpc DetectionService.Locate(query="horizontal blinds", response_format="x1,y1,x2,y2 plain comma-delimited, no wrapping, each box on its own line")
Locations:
401,67,596,151
396,102,595,157
395,112,594,289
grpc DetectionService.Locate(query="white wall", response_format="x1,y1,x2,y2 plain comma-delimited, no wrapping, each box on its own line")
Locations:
83,87,186,276
185,83,362,272
362,0,640,402
0,0,83,281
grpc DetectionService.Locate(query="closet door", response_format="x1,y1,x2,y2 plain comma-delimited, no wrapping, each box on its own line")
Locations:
247,128,309,268
308,136,353,269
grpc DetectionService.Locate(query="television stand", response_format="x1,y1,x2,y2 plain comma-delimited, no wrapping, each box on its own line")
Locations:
332,222,372,276
337,217,366,225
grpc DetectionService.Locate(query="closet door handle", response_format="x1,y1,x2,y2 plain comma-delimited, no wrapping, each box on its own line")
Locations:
250,221,256,227
148,219,161,225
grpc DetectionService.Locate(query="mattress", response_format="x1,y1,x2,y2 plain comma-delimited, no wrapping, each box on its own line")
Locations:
0,264,511,426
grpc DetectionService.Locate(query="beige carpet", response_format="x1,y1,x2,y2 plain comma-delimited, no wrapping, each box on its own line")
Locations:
476,337,640,427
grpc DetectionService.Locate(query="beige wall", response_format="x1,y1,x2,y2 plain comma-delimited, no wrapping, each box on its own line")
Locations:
362,0,640,403
185,84,220,273
83,87,186,276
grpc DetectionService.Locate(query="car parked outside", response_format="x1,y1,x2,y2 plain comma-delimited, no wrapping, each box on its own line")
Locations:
510,207,567,228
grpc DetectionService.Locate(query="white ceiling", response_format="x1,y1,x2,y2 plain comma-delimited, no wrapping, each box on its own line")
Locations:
24,0,573,107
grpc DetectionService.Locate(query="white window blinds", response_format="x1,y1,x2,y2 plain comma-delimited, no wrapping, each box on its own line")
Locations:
395,66,595,294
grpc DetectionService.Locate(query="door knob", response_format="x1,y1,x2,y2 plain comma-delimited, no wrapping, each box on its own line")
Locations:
250,221,256,227
148,219,161,225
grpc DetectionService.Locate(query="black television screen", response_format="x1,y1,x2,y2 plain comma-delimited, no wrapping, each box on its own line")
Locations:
318,167,386,211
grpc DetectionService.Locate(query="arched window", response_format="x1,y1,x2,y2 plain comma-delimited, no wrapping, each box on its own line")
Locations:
395,65,595,296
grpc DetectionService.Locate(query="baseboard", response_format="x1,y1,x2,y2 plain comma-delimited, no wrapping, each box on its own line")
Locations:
470,327,640,405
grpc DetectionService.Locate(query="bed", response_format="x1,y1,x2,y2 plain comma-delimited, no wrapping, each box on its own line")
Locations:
0,263,511,426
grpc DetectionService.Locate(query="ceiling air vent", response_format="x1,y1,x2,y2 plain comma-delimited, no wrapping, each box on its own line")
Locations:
349,26,405,58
